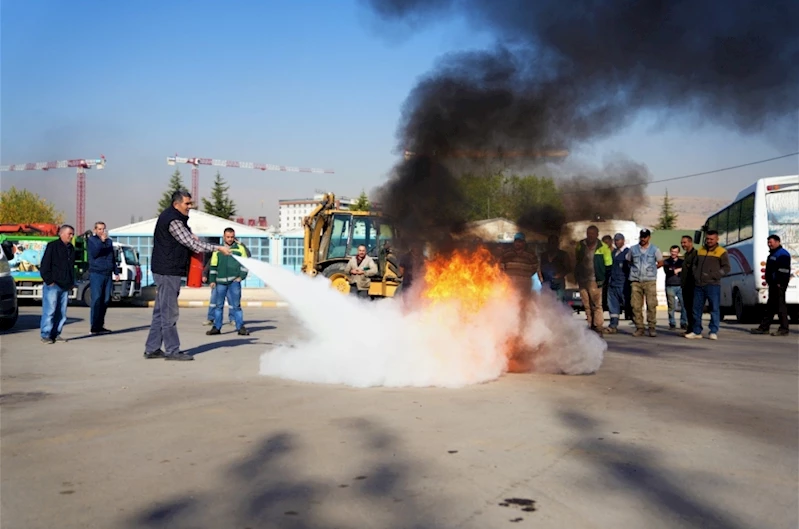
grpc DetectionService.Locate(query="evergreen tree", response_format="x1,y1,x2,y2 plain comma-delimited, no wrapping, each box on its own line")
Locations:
158,169,187,212
656,189,679,230
350,190,370,211
202,171,237,219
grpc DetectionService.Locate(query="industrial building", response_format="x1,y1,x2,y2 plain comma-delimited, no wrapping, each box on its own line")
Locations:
278,194,356,232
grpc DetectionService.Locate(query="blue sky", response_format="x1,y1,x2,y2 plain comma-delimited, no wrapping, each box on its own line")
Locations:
2,0,796,229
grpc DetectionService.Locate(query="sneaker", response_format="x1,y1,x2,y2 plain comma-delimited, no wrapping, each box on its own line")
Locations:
684,332,702,339
202,320,214,326
708,333,718,340
143,349,165,359
771,329,790,337
633,329,645,337
40,337,54,344
53,336,68,343
164,353,194,361
206,327,221,336
750,328,769,334
91,328,112,335
237,326,250,336
648,329,657,337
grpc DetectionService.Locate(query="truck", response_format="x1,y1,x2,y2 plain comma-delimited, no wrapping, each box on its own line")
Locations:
301,193,402,298
0,225,142,305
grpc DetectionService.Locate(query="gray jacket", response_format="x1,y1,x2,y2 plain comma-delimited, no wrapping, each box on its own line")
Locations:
344,255,377,290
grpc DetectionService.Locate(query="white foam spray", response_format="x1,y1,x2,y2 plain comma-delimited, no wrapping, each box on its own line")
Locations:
237,257,605,388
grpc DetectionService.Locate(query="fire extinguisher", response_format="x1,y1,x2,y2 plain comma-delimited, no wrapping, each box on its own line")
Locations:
186,252,204,287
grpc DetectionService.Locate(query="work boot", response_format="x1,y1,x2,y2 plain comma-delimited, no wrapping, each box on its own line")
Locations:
750,327,769,334
164,353,194,361
606,327,618,334
143,349,165,359
206,327,221,336
237,326,250,336
669,324,676,330
633,328,645,337
771,328,790,337
648,328,657,337
40,337,54,344
91,328,112,335
680,323,688,330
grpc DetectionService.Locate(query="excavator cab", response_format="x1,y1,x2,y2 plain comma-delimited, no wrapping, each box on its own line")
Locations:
302,194,401,298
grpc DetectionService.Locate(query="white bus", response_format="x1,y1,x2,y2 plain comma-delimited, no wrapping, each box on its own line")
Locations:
697,175,798,323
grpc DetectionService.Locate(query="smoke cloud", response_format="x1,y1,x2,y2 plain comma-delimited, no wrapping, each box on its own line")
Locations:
240,257,604,388
366,0,798,239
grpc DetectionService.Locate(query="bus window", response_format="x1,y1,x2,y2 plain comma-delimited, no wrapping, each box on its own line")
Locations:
716,209,729,246
726,201,741,245
738,194,755,241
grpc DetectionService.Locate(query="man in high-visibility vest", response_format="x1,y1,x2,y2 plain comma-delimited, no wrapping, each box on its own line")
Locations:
206,228,251,336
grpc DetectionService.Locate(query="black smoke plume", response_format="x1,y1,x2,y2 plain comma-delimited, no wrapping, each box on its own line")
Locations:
366,0,798,242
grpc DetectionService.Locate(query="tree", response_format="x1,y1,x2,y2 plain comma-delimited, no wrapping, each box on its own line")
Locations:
202,171,237,219
0,186,64,224
350,190,370,211
158,169,187,212
656,189,678,230
458,171,564,224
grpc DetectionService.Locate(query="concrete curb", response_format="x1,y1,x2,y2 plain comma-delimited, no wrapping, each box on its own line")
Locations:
132,300,289,308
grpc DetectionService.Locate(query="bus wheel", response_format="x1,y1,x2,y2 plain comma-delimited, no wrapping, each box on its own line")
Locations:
734,289,755,324
82,286,92,307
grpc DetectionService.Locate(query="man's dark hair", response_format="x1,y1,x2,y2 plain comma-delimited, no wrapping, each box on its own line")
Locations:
706,230,719,236
768,234,781,243
224,227,235,235
587,225,599,233
171,189,192,205
670,245,680,251
681,234,693,241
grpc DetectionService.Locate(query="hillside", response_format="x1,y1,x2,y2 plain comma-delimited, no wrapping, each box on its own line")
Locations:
635,195,729,230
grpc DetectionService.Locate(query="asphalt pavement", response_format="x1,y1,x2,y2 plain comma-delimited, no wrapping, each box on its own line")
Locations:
1,304,797,529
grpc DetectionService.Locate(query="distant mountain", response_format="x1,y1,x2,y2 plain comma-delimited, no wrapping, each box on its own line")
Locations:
635,196,729,230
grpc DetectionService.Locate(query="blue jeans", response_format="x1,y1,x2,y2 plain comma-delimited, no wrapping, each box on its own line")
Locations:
665,285,687,327
207,285,234,323
41,284,70,339
90,272,112,331
214,281,243,330
607,282,626,328
692,284,720,335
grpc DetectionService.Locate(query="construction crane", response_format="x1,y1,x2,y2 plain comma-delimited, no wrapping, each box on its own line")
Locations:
0,156,107,234
166,155,335,202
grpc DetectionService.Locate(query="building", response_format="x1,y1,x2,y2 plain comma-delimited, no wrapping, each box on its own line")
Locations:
278,194,356,232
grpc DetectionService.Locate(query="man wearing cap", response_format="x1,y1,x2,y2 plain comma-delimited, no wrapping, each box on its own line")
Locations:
574,225,613,334
606,233,631,333
501,232,541,298
626,229,663,337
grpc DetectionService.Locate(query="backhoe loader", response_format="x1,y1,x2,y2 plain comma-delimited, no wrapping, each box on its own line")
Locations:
301,193,402,298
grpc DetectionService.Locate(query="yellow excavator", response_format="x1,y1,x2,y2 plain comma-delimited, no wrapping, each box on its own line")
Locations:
301,193,402,298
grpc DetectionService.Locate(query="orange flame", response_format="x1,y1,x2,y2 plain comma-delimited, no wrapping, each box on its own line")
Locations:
421,247,511,312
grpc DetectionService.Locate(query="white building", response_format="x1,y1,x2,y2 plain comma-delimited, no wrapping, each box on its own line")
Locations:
278,193,357,232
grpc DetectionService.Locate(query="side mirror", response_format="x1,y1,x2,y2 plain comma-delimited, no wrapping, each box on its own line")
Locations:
693,230,702,245
1,241,13,261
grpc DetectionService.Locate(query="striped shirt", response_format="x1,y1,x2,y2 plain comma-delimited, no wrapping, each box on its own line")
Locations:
168,220,218,253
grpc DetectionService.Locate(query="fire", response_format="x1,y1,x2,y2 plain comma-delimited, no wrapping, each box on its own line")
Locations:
421,246,512,312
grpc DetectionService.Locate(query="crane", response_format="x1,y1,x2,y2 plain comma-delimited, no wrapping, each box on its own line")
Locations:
0,156,107,234
166,155,335,202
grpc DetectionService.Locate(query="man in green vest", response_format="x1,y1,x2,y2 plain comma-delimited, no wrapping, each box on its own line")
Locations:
206,228,251,336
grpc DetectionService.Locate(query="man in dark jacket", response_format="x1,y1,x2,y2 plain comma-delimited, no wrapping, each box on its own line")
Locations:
87,221,119,334
680,235,698,335
143,190,231,361
606,233,630,333
751,234,792,336
685,230,731,340
574,225,613,334
39,224,76,344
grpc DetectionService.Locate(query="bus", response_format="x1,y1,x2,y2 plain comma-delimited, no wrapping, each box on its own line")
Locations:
696,175,798,323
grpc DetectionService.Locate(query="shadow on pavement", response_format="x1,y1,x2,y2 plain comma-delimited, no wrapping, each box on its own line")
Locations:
188,338,258,356
125,418,457,529
558,409,750,529
66,325,152,341
1,314,83,336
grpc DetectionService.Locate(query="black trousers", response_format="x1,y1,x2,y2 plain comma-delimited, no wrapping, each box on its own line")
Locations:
682,283,696,331
760,284,789,331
